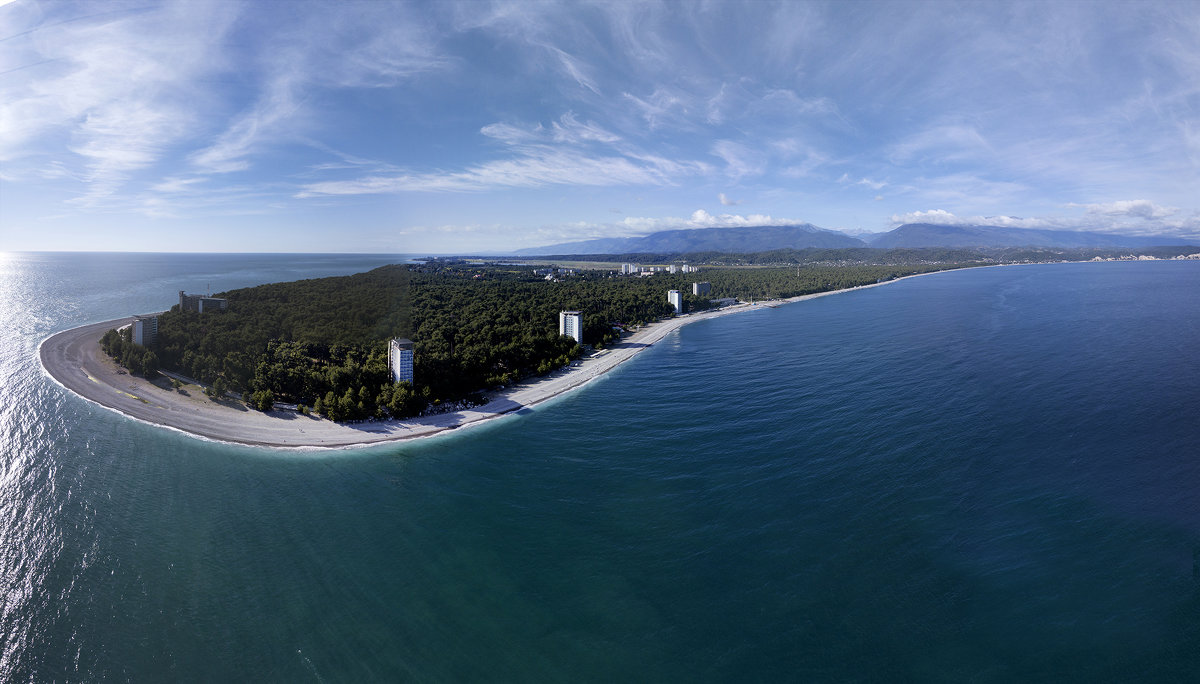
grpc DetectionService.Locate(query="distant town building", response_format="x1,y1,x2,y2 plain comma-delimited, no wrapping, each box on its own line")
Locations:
668,290,682,314
621,263,638,275
692,281,711,296
132,315,157,347
668,264,678,274
559,310,583,343
389,338,414,384
179,291,228,313
681,264,699,274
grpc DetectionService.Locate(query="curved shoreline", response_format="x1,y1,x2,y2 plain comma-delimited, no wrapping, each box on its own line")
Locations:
39,268,954,449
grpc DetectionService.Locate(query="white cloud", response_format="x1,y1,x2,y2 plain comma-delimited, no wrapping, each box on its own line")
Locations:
896,173,1028,207
705,84,730,125
701,82,842,132
480,122,542,145
889,209,1061,229
1071,199,1178,219
298,147,709,196
889,205,1200,239
150,176,206,194
4,1,1198,252
751,89,838,118
890,209,962,226
191,3,449,175
549,45,601,95
300,111,711,197
889,124,992,165
639,209,807,231
623,88,694,130
190,70,303,174
0,1,239,202
711,140,766,179
516,210,816,246
839,174,886,190
549,112,621,144
483,113,620,149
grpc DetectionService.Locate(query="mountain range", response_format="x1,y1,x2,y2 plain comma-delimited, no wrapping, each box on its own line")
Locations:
510,223,1195,256
512,224,861,255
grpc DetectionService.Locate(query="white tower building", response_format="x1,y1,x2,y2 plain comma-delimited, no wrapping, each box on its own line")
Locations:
559,311,583,343
389,338,414,384
668,290,682,314
132,315,157,347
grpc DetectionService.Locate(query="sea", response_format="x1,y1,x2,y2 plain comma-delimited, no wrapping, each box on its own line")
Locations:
1,252,1198,682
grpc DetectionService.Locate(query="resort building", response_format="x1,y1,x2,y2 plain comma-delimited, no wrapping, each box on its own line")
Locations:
389,338,414,384
621,263,637,275
668,264,678,274
668,290,682,314
692,281,711,296
179,291,228,313
132,315,157,347
559,311,583,343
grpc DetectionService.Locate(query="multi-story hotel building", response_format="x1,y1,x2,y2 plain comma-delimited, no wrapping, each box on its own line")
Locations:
559,311,583,343
389,338,414,384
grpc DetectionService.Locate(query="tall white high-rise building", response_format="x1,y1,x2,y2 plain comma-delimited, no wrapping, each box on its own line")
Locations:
389,338,414,384
668,290,682,314
559,311,583,343
668,264,678,274
132,315,157,347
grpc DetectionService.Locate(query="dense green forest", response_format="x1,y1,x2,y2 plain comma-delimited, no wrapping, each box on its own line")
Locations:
102,261,965,421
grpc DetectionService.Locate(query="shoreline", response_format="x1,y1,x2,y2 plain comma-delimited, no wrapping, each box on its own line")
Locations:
39,267,956,450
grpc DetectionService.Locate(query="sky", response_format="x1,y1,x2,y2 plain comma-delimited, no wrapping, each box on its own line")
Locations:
2,0,1199,254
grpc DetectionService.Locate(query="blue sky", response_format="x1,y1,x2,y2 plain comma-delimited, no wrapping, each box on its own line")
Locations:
2,0,1199,253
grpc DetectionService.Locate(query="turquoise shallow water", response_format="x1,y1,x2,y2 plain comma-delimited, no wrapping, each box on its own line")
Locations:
2,253,1199,681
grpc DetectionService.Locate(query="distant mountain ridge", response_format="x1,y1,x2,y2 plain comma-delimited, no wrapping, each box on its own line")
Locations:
866,223,1194,249
506,222,1196,256
512,224,865,256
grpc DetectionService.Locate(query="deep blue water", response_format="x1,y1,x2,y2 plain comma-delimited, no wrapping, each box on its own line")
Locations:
2,253,1199,682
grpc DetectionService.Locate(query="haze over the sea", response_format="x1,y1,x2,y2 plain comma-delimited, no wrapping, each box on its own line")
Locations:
2,0,1199,254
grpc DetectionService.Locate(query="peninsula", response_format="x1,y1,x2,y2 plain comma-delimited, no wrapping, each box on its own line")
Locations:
40,267,951,448
41,300,750,447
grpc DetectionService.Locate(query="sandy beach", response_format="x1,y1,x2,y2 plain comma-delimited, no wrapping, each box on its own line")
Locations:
39,270,947,449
